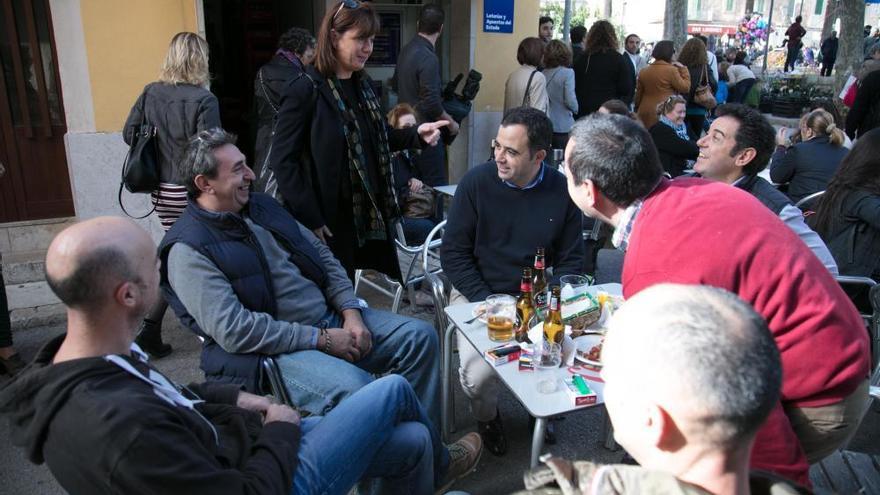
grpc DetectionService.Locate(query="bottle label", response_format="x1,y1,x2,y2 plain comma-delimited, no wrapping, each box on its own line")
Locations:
550,295,559,309
534,290,548,308
534,259,545,270
520,281,532,292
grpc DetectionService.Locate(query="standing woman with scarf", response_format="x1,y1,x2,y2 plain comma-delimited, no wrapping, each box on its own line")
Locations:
269,1,447,280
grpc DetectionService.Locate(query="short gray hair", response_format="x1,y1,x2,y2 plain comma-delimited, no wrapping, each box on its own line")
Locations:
568,114,663,207
180,128,237,199
611,284,782,449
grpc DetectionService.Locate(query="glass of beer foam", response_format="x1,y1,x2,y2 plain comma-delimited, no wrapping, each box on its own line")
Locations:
486,294,516,342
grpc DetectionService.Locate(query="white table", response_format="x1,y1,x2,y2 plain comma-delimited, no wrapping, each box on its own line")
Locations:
432,184,457,197
443,283,622,467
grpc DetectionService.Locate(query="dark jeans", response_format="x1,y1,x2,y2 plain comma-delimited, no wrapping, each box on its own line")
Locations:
730,78,756,104
401,217,438,246
821,59,836,76
0,266,11,348
785,43,801,72
684,114,706,141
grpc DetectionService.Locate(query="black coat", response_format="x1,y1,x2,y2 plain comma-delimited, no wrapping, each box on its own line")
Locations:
846,70,880,139
573,50,634,117
269,67,422,277
649,122,699,178
769,136,848,204
123,82,220,184
822,191,880,279
821,37,839,60
253,54,304,179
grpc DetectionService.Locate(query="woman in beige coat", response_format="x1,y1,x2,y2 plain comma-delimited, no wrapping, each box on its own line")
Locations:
635,40,691,128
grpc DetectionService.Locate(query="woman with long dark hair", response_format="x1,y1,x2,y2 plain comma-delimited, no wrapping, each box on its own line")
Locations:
813,128,880,279
123,32,221,357
572,20,634,117
677,37,717,140
269,1,447,280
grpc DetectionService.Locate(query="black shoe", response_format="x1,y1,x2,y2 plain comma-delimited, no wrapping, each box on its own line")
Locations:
478,411,508,456
136,323,173,359
0,353,25,376
544,420,557,445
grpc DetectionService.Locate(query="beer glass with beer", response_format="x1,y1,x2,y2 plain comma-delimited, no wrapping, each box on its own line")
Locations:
486,294,516,342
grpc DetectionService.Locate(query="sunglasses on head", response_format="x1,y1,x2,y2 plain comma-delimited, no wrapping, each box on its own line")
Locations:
333,0,360,22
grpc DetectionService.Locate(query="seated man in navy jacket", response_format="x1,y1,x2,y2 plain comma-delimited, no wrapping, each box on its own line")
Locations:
441,106,586,455
155,129,486,483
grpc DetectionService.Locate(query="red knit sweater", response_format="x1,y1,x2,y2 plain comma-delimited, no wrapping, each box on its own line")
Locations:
622,178,869,485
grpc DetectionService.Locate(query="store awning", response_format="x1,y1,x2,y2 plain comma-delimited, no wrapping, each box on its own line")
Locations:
687,23,737,35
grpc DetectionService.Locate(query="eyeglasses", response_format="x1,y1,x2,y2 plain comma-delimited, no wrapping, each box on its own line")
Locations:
333,0,360,22
491,139,523,159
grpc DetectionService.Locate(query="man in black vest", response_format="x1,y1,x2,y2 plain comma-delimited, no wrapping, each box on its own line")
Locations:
158,128,454,445
693,104,838,274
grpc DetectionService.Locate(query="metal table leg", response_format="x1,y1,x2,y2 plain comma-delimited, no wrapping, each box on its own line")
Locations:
441,322,456,442
530,417,547,468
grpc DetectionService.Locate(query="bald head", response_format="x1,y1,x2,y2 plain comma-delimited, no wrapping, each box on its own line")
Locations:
46,217,157,313
603,284,781,452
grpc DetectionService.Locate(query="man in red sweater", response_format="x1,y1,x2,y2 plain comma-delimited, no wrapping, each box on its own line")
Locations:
562,114,870,485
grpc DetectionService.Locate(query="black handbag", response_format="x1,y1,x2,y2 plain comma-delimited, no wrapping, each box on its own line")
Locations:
118,88,159,218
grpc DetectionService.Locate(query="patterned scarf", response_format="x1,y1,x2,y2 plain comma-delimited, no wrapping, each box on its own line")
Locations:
327,74,400,246
660,115,691,142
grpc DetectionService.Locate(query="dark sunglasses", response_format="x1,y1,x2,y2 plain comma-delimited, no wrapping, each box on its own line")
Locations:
333,0,360,22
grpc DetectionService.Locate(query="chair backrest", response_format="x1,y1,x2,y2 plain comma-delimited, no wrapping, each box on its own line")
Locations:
836,275,880,368
421,220,447,275
392,220,443,288
795,190,825,211
594,248,625,284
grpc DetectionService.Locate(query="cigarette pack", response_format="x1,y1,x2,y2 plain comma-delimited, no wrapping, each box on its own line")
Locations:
518,346,536,372
563,375,598,406
483,344,521,366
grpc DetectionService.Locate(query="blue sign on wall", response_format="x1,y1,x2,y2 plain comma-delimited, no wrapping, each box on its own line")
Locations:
484,0,514,34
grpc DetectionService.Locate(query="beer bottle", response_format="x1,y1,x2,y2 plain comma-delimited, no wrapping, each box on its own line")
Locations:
532,247,548,310
543,285,564,344
515,267,535,343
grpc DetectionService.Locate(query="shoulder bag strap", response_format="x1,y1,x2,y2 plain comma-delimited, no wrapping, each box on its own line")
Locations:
118,86,157,219
522,69,538,106
258,68,279,114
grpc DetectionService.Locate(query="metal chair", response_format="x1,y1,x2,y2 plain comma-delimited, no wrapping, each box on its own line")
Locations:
794,190,825,211
353,221,445,314
260,356,293,406
835,275,880,368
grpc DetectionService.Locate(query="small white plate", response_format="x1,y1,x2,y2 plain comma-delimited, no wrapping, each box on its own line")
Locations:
573,334,604,368
471,303,489,324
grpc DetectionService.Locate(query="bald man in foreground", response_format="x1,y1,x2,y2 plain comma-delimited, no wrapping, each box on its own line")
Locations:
519,284,809,495
0,217,462,494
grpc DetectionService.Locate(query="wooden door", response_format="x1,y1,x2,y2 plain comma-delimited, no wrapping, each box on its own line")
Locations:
0,0,73,223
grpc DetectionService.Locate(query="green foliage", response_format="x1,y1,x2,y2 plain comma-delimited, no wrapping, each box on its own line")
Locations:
540,1,599,38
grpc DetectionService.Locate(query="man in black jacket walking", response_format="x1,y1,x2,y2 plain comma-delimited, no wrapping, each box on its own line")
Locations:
820,31,838,77
393,4,459,190
0,217,480,494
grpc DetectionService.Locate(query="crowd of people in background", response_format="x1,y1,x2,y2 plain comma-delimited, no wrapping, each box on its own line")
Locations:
2,2,880,494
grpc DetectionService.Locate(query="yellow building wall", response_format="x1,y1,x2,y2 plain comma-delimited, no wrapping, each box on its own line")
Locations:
473,0,541,112
79,0,199,132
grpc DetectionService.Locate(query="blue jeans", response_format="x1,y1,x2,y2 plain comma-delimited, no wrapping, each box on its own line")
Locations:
293,375,450,494
275,307,441,431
